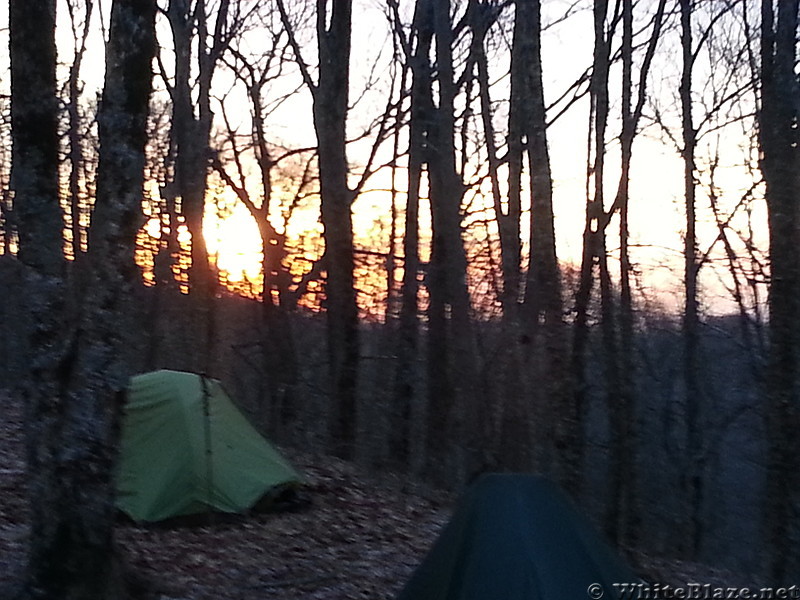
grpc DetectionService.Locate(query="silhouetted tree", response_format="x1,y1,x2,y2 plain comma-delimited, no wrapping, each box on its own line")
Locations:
12,0,156,596
10,0,69,593
758,0,800,583
277,0,360,459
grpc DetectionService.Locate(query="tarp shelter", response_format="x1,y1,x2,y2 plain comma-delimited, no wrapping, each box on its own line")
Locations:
396,473,639,600
116,369,301,522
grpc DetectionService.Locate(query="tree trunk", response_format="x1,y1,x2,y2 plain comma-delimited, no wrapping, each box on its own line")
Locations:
758,0,800,582
391,2,430,469
163,0,197,368
616,0,666,552
66,0,93,267
471,1,519,319
191,0,229,372
314,0,359,460
13,0,156,598
479,0,526,472
258,226,299,435
572,0,615,506
165,0,229,373
1,185,14,252
679,0,703,559
424,0,481,483
10,1,68,593
616,0,636,549
512,0,575,487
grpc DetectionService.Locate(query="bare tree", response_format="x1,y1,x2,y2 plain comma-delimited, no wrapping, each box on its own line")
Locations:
678,0,704,559
468,0,520,320
510,0,576,488
12,0,156,597
64,0,95,266
571,0,671,546
9,1,69,593
424,0,482,481
571,0,618,506
209,27,312,431
611,0,666,550
387,0,422,469
277,0,360,459
758,0,800,582
159,0,238,371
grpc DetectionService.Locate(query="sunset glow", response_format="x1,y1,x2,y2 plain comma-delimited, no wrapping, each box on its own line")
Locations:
203,202,263,285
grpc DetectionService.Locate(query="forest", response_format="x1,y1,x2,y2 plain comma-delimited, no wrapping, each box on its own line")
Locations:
0,0,798,597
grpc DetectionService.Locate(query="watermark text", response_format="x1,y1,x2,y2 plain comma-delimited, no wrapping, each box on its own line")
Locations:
586,583,800,600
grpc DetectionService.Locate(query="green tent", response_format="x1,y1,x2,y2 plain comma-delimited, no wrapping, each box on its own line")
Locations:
116,370,301,522
396,473,639,600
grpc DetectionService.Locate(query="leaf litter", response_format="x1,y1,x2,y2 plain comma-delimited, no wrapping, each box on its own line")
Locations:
0,390,767,598
0,390,449,599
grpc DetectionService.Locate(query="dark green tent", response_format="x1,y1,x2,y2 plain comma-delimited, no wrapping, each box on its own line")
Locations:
115,370,301,522
396,473,639,600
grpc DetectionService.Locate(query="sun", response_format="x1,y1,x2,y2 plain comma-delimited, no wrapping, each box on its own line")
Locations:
203,201,263,285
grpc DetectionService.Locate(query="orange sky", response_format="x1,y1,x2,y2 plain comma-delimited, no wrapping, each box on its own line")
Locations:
0,0,768,318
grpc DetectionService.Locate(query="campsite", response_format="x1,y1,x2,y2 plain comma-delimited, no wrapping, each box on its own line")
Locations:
0,386,768,599
2,0,799,596
0,387,447,599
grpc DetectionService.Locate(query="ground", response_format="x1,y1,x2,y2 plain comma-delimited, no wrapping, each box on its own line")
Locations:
0,390,766,599
0,390,450,599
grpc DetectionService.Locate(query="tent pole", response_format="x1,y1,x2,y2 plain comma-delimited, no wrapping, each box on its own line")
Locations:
200,373,214,523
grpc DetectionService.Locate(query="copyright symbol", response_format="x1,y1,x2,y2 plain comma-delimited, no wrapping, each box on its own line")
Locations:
587,583,604,599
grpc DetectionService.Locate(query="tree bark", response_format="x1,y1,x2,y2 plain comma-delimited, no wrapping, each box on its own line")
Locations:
164,0,230,372
13,0,156,598
391,1,430,469
10,1,68,592
614,0,666,550
758,0,800,582
471,0,519,319
679,0,704,559
314,0,360,459
275,0,360,459
65,0,94,266
424,0,481,482
511,0,575,488
615,0,635,549
1,185,14,252
572,0,615,504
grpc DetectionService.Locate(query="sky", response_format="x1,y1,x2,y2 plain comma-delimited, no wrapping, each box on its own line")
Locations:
0,0,768,317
